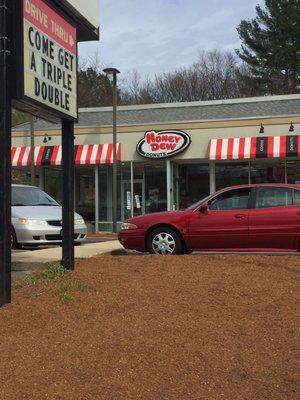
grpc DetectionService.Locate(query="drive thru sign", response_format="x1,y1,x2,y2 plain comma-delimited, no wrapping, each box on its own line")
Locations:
0,0,99,307
17,0,77,120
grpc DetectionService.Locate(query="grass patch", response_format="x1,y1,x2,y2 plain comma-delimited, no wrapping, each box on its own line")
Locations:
76,282,87,292
16,274,37,288
42,265,70,280
59,291,72,304
16,265,88,305
57,281,72,304
57,281,71,292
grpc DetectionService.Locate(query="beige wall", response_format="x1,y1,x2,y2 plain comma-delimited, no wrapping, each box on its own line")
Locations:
12,116,300,162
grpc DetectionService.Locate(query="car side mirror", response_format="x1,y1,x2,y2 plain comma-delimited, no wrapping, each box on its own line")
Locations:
199,203,208,214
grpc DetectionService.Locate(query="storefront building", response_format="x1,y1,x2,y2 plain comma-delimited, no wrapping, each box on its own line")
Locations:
12,94,300,231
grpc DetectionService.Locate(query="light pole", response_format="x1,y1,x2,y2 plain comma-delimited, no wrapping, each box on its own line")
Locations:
103,67,120,233
30,115,35,186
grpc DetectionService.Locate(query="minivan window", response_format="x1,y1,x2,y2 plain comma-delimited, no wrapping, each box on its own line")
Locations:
255,187,293,208
12,187,59,206
209,188,251,211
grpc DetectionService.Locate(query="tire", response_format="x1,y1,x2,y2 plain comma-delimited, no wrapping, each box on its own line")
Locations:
11,227,21,250
147,227,183,255
184,249,193,254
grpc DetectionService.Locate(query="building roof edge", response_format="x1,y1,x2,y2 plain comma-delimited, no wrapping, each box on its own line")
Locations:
78,94,300,113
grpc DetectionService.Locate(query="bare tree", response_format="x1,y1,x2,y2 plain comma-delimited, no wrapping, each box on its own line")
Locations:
122,50,258,105
78,50,262,108
120,70,156,104
78,53,121,107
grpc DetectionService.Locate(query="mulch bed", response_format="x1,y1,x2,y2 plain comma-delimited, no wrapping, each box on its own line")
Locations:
0,254,299,399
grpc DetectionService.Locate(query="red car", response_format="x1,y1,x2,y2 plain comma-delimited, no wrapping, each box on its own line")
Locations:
118,184,300,254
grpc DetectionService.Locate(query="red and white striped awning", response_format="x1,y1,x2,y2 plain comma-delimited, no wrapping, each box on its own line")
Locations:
11,144,121,167
208,135,300,160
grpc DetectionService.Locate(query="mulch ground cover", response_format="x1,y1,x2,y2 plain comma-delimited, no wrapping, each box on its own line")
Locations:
0,254,299,400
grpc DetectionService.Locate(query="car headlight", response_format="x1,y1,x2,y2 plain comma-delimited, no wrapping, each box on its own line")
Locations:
17,218,47,226
75,218,85,225
121,222,138,230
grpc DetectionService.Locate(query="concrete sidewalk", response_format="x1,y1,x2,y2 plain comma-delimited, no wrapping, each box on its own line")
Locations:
12,240,123,272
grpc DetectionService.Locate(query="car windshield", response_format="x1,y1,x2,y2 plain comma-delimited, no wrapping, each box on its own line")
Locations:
185,194,211,211
12,187,59,207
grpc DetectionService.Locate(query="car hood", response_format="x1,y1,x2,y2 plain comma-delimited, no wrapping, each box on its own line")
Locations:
12,206,83,220
127,210,191,225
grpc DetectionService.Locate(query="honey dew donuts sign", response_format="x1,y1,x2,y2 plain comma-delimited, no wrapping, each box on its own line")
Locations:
137,130,191,159
20,0,77,119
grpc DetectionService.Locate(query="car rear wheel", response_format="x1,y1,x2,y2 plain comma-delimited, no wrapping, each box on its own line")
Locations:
147,227,183,255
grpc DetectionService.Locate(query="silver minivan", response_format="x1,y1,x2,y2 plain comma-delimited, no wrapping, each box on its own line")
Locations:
11,184,87,248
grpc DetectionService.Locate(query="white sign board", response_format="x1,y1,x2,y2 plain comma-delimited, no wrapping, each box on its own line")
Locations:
23,0,77,119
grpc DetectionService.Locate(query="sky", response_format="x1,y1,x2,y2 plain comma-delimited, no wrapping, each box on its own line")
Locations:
78,0,265,83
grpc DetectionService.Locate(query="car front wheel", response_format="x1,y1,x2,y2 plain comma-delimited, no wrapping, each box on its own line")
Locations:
147,227,183,255
11,227,21,250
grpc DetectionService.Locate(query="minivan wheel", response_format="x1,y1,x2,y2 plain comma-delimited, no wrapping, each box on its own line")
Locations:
147,227,183,255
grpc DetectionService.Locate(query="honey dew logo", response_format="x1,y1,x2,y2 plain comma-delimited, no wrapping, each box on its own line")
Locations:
137,130,191,159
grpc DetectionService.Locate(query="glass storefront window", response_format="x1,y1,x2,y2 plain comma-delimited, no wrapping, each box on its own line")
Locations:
286,160,300,184
120,162,169,219
98,165,109,231
173,163,179,210
76,167,95,230
215,162,249,190
12,168,40,186
120,163,131,180
121,180,145,220
120,163,145,222
178,164,210,209
98,164,122,231
250,161,286,184
144,162,167,213
44,167,62,203
39,156,300,234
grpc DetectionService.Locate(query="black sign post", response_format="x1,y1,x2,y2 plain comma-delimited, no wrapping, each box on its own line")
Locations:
0,0,12,305
62,119,75,270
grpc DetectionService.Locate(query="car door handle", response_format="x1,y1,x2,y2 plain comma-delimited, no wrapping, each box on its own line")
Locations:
234,214,246,219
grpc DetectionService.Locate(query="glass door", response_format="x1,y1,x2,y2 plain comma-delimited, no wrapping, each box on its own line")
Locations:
121,179,145,221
